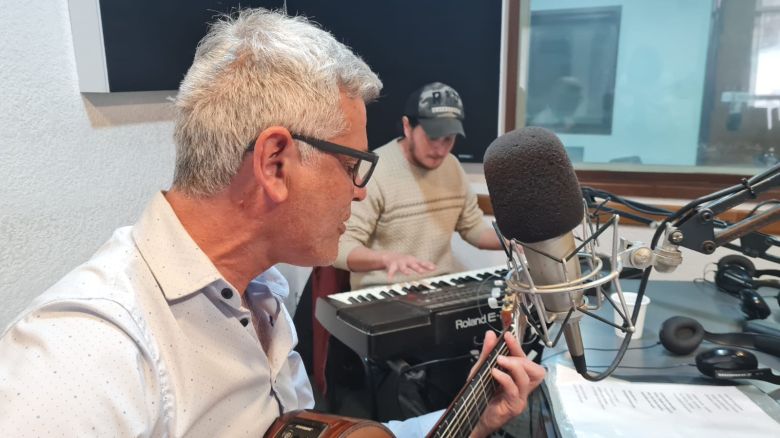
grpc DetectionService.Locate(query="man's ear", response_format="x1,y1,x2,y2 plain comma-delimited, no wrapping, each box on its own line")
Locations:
251,127,296,204
401,116,411,138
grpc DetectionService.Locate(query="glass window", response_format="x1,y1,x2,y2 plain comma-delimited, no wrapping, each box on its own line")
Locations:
520,0,780,174
526,7,620,138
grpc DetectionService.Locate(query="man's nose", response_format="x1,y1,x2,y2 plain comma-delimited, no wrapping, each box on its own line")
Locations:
433,139,454,151
353,185,367,201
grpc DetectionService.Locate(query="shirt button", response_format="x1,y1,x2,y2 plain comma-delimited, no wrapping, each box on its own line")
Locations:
221,288,233,299
240,318,249,327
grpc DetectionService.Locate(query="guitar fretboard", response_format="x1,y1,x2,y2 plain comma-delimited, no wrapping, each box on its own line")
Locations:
428,331,511,438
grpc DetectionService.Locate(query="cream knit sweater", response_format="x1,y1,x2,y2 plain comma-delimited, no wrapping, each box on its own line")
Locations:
334,138,491,290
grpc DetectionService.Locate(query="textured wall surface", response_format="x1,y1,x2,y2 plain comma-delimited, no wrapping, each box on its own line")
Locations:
0,2,176,328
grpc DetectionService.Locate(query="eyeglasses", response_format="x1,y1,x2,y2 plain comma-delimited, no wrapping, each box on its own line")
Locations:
247,133,379,188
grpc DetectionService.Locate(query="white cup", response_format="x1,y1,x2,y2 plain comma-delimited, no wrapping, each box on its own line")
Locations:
611,292,651,339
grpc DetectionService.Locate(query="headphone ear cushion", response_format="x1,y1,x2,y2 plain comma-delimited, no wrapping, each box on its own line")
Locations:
717,254,756,277
659,316,705,355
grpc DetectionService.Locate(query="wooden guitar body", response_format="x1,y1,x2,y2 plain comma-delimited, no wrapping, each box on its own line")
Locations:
264,409,395,438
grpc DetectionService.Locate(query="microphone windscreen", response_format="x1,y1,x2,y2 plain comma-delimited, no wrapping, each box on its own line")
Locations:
483,126,583,243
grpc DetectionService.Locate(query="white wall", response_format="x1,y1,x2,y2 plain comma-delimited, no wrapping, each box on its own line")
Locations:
0,2,176,329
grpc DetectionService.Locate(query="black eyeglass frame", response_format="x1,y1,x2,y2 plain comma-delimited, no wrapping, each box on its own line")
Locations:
247,133,379,188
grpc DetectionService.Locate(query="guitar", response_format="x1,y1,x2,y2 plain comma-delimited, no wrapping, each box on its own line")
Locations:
264,409,394,438
266,289,521,438
425,287,520,438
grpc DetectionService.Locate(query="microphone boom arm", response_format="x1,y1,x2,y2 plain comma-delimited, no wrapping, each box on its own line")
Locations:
673,163,780,257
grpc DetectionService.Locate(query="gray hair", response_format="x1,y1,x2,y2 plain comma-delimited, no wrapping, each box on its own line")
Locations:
173,8,382,197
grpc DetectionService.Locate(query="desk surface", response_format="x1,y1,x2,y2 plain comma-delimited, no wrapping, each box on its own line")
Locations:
545,278,780,398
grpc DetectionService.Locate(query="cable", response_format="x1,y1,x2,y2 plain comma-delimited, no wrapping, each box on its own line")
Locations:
541,342,662,363
582,187,675,217
393,352,477,417
698,262,718,285
401,353,475,375
544,343,696,372
587,363,696,370
746,199,780,218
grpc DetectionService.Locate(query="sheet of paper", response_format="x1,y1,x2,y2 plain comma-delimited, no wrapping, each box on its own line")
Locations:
552,365,780,438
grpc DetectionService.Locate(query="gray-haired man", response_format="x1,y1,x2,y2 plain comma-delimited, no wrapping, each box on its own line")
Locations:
0,9,542,437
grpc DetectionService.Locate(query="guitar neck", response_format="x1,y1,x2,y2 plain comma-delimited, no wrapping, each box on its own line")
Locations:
426,330,511,438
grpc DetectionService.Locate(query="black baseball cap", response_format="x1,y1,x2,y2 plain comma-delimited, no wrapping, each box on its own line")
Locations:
403,82,465,138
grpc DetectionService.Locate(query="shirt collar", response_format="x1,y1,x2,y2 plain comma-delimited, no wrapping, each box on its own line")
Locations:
132,192,224,301
247,267,290,301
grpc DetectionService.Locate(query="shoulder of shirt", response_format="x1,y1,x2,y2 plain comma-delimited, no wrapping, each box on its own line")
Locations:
12,226,145,328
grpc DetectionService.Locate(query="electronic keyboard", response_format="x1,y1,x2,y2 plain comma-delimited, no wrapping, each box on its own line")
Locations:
315,266,509,359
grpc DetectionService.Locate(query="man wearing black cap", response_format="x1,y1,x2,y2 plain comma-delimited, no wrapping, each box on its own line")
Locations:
334,82,502,289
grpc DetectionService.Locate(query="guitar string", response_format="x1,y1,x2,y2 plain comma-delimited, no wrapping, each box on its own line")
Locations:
438,338,511,437
443,273,518,436
444,342,508,437
431,270,517,437
436,346,502,437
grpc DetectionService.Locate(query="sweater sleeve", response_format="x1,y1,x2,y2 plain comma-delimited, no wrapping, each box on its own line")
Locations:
334,179,384,270
454,166,492,247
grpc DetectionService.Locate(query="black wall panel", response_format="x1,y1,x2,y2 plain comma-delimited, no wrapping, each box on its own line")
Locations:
98,0,501,161
99,1,284,91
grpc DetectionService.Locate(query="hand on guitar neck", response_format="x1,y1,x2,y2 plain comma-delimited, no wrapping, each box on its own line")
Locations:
267,287,544,438
265,330,545,438
427,290,546,438
465,330,546,438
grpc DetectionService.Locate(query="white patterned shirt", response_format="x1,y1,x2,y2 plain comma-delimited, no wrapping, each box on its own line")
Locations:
0,192,314,437
0,192,438,437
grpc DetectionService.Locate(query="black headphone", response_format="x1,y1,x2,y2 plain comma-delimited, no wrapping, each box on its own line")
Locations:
714,255,780,320
696,347,780,385
659,316,780,384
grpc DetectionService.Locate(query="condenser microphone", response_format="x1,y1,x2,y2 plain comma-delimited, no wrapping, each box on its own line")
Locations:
483,126,589,373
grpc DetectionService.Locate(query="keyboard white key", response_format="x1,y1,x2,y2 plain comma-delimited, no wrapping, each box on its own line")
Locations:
328,265,506,305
